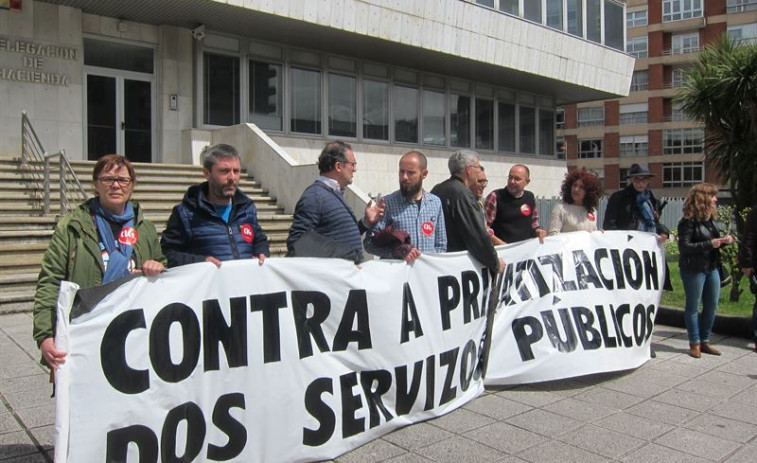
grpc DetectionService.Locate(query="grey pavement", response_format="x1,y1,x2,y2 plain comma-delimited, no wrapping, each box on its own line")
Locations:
2,312,756,463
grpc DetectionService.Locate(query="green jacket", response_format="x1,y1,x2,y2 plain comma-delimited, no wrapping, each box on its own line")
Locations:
32,200,166,346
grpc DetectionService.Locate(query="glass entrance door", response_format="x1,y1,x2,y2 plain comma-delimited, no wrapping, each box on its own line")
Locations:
86,74,153,162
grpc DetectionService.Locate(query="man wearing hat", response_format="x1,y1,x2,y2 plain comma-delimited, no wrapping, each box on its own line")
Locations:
604,164,671,359
604,164,670,242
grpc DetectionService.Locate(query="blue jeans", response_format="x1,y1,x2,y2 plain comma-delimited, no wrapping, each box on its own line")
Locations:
680,268,720,344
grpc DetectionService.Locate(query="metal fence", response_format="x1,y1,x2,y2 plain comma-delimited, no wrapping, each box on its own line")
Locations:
536,196,684,232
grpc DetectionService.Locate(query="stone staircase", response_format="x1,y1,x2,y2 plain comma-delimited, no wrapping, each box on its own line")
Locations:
0,157,293,314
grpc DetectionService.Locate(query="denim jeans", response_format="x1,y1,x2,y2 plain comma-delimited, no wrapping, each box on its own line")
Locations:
680,268,720,344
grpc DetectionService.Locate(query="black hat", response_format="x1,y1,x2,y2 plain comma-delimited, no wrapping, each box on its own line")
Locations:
627,164,655,179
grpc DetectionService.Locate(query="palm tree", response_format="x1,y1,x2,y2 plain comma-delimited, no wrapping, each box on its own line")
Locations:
677,35,757,211
677,35,757,300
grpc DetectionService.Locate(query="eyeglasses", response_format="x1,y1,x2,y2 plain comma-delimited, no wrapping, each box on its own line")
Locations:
477,179,489,186
340,161,357,169
98,177,133,187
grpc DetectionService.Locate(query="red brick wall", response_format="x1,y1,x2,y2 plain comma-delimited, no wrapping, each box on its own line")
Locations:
649,64,664,90
661,98,672,121
648,163,664,189
648,0,662,24
649,31,664,58
605,132,619,159
605,100,619,127
564,104,577,130
565,135,577,161
605,164,620,190
707,0,727,16
703,22,727,46
649,97,664,123
649,129,663,156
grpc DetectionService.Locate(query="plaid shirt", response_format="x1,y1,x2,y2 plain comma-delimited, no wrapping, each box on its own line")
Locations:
364,190,447,258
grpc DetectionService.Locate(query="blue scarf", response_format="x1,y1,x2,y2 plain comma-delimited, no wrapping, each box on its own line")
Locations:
90,198,135,284
635,190,656,232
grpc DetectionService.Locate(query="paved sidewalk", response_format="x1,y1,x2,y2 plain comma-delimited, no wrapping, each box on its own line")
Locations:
1,312,756,463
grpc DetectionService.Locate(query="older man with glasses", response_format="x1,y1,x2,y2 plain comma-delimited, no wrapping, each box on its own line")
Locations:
431,150,504,274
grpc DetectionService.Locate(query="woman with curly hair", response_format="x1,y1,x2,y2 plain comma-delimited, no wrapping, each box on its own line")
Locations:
678,183,734,358
548,169,603,235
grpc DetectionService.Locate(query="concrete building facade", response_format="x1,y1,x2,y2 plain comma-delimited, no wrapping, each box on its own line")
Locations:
1,0,632,198
559,0,757,198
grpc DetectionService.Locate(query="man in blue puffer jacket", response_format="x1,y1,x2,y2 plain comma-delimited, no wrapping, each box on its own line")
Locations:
161,143,269,267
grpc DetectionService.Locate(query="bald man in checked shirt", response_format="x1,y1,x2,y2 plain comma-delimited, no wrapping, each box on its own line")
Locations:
364,151,446,263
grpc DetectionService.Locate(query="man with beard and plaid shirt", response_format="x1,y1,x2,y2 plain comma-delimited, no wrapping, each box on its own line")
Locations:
364,151,446,263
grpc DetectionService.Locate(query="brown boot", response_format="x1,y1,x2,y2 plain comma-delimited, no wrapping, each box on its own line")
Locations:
700,343,721,356
689,343,701,358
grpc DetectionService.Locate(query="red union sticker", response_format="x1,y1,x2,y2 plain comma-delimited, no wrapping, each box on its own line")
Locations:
520,204,532,216
587,212,596,222
421,221,434,236
118,227,138,246
240,224,254,243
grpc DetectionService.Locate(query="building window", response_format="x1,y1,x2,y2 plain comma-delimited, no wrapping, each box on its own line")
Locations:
555,108,565,129
248,60,282,131
567,0,583,37
663,0,703,22
475,0,495,7
626,37,648,58
577,106,604,127
498,102,516,152
546,0,564,31
671,103,693,122
524,1,542,23
663,128,704,154
556,137,566,160
727,0,757,13
394,85,418,144
627,9,648,28
450,94,471,148
604,0,624,51
204,53,240,126
671,33,700,55
328,73,356,137
363,80,389,141
670,68,687,88
539,109,554,156
290,67,321,134
587,0,602,43
728,23,757,45
619,168,631,187
620,135,649,157
476,98,494,150
630,70,648,91
620,103,648,125
663,162,704,187
423,90,446,146
500,0,519,15
579,139,603,158
520,106,536,154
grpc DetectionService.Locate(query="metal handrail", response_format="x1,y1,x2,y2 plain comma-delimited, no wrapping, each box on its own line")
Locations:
20,111,88,215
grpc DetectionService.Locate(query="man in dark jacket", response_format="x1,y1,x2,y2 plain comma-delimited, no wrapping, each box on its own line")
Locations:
604,164,670,242
286,141,383,263
604,163,670,358
161,143,269,267
739,204,757,352
431,150,504,274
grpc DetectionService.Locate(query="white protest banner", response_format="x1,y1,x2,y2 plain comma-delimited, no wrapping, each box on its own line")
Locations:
484,230,666,385
54,254,489,463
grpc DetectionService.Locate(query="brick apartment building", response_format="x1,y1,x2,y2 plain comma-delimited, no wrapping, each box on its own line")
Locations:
558,0,757,197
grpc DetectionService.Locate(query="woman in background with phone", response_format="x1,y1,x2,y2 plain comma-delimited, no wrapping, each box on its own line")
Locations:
677,183,733,358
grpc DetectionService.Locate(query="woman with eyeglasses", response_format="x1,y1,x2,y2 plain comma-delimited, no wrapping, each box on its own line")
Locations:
33,154,166,373
548,168,603,235
678,183,733,358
